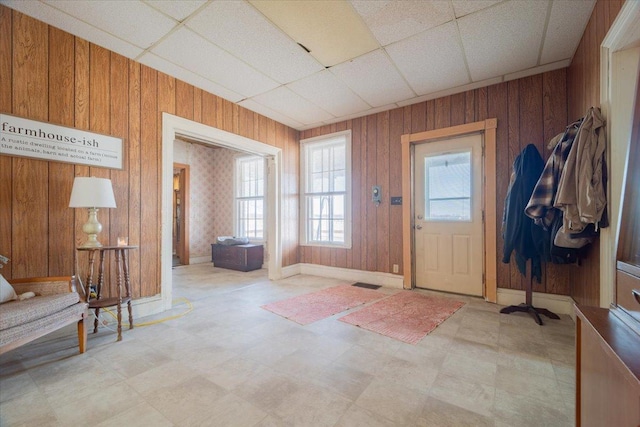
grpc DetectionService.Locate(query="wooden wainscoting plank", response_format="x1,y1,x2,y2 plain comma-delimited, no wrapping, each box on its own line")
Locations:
376,111,390,273
47,26,75,277
140,65,159,297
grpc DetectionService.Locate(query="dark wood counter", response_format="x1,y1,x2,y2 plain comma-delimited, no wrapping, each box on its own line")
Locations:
575,304,640,427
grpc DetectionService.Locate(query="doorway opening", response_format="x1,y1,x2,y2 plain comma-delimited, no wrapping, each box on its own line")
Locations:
161,113,282,311
172,163,189,267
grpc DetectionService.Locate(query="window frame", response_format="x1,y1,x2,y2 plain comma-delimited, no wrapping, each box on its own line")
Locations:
234,155,266,242
300,130,352,248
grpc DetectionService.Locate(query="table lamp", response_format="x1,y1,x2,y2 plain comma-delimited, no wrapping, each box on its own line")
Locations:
69,177,116,248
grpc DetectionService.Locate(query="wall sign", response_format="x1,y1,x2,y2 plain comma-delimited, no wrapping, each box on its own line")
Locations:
0,113,123,169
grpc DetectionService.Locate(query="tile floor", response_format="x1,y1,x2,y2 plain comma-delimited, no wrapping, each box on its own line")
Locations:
0,263,576,426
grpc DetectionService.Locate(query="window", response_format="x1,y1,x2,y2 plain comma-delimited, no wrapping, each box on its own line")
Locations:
235,156,265,240
301,130,351,247
424,150,471,221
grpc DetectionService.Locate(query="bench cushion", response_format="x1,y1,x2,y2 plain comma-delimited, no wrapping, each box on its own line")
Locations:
0,293,80,331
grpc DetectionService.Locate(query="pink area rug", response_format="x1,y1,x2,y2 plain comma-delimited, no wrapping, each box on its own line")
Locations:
339,291,464,344
261,285,385,325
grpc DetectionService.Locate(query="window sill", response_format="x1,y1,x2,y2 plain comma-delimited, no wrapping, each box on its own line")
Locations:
300,242,351,249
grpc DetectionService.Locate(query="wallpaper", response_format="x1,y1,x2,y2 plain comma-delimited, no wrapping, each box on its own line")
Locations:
173,140,265,262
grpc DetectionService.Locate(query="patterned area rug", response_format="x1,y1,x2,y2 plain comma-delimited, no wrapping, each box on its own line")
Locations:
261,285,385,325
339,291,465,344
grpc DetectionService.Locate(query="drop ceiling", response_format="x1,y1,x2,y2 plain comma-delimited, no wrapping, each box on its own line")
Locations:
3,0,596,131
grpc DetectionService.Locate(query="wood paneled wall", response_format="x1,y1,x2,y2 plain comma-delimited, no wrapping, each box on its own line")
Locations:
567,0,624,306
302,69,576,295
0,7,299,298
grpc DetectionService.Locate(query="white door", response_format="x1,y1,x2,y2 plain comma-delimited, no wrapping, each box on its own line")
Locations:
414,134,484,296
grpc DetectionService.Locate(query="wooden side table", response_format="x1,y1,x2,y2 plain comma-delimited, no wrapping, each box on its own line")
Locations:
77,245,137,341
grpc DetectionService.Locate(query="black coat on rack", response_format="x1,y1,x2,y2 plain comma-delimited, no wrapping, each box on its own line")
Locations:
501,143,559,325
502,144,545,282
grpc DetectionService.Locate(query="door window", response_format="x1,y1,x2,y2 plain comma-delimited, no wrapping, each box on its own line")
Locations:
424,150,471,221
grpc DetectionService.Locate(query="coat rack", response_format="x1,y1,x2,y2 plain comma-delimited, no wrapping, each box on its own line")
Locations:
499,260,559,325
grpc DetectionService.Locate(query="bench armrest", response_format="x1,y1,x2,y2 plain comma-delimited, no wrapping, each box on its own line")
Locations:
9,276,78,297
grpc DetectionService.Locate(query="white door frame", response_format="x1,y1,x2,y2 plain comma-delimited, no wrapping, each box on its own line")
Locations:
161,113,282,310
599,0,640,308
401,119,498,302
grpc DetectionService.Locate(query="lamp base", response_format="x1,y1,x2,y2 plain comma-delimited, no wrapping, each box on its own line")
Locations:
80,208,104,248
79,236,103,248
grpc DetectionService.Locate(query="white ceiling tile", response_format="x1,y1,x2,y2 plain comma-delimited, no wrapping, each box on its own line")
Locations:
3,0,144,59
151,27,279,98
330,49,415,107
238,99,304,130
350,0,454,46
386,21,469,96
138,53,244,103
451,0,502,18
287,71,371,117
186,1,323,85
503,59,571,82
4,0,598,131
340,103,400,121
42,0,176,49
397,76,504,106
458,0,550,82
250,0,379,68
144,0,206,22
250,86,334,125
541,0,596,64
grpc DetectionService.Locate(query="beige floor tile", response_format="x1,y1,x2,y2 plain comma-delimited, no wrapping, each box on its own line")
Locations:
495,364,564,408
440,353,497,387
418,396,494,427
355,378,428,425
305,362,375,401
202,356,272,391
0,264,577,426
0,370,38,403
145,376,227,425
335,404,397,427
53,381,143,425
376,355,440,392
181,393,267,427
95,402,173,427
333,344,394,376
497,347,556,379
429,372,495,418
232,368,302,412
126,359,200,396
493,388,572,427
271,382,353,427
0,389,59,427
29,355,124,408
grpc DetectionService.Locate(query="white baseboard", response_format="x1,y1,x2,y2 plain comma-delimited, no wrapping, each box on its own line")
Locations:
497,288,574,315
97,295,165,325
296,263,404,289
189,256,211,264
280,264,301,278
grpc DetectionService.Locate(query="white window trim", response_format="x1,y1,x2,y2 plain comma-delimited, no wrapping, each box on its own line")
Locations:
300,130,352,248
234,155,266,243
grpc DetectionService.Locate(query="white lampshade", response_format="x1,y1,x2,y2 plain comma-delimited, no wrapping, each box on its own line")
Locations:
69,177,116,208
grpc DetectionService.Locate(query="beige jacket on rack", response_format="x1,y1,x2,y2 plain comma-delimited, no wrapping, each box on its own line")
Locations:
555,107,607,233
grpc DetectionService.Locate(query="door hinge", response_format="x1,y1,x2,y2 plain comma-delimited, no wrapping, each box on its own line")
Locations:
482,210,485,222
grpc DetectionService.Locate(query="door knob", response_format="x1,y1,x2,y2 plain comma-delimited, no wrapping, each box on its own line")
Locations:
415,224,423,230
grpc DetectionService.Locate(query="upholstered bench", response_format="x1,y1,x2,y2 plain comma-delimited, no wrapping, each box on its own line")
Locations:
0,276,89,355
